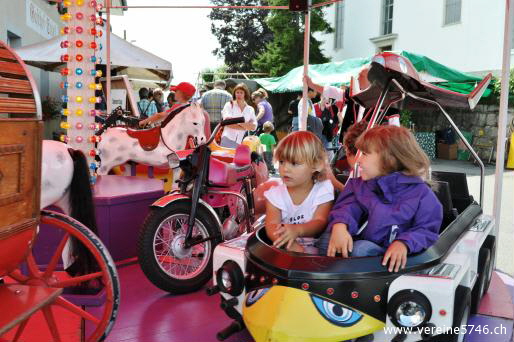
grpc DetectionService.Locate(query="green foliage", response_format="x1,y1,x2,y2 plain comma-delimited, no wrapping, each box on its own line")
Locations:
252,0,333,76
400,109,412,128
200,65,229,83
41,96,63,121
209,0,273,73
491,73,514,98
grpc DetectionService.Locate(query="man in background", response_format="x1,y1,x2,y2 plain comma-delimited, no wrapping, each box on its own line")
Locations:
201,80,232,132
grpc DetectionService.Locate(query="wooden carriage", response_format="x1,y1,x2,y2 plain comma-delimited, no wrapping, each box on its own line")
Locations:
0,41,119,342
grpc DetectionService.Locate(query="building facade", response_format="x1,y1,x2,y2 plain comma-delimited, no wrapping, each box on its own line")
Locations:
320,0,507,76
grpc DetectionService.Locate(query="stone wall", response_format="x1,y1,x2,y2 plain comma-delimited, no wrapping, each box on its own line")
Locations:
409,104,514,160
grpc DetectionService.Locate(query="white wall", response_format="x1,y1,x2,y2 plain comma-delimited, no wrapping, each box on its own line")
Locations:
320,0,506,75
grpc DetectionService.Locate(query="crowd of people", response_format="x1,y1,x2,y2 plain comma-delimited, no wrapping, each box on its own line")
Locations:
131,77,442,273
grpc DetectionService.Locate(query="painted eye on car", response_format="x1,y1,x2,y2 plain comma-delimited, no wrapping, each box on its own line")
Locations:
245,287,270,306
310,295,363,327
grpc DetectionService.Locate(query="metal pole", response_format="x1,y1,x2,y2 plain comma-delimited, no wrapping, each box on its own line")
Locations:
106,0,112,114
300,6,311,131
493,0,512,237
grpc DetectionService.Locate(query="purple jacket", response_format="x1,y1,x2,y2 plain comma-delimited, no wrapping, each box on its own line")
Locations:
328,172,442,254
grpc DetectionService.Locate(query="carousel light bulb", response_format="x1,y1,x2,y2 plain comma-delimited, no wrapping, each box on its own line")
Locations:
75,136,84,143
76,40,84,48
90,28,97,36
90,14,97,22
90,56,97,63
76,12,84,20
90,109,97,116
90,69,97,76
60,40,70,48
61,95,69,103
96,70,103,77
76,109,84,116
60,122,71,130
89,1,97,8
96,30,103,38
60,54,70,62
89,96,98,104
63,0,72,7
60,135,70,143
88,83,97,90
90,41,97,50
96,3,103,11
89,123,97,130
60,68,70,76
76,123,84,130
61,27,70,35
75,68,83,75
95,83,103,90
63,109,70,116
76,82,83,89
76,96,83,103
61,13,72,21
95,17,103,25
89,163,97,170
89,149,96,157
75,26,84,34
76,0,84,6
59,81,69,89
76,54,83,62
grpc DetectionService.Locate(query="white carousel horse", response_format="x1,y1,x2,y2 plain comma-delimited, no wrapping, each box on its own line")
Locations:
41,139,97,273
96,102,207,187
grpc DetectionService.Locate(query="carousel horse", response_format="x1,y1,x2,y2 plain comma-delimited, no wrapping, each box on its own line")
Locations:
96,102,208,187
41,140,98,280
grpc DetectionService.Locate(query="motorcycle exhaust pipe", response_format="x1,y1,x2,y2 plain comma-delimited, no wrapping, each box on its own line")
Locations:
216,320,244,341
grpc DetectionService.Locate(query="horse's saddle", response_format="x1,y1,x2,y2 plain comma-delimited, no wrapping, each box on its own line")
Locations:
127,127,161,151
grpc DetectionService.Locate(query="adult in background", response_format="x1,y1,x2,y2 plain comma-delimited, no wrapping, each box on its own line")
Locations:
153,88,166,113
220,83,257,148
287,93,301,128
167,91,176,109
251,88,273,135
137,87,158,119
201,80,232,132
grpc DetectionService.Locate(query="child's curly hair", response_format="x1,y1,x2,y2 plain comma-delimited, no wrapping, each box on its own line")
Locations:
274,131,328,181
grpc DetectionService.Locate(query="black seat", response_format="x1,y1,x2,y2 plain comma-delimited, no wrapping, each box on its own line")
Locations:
432,171,473,213
431,181,458,233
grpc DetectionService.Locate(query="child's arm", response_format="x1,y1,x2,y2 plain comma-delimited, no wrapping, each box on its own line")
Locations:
264,200,283,243
382,188,443,272
273,202,332,249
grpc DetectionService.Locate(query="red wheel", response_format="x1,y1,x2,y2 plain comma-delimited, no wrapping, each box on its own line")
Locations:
5,210,120,341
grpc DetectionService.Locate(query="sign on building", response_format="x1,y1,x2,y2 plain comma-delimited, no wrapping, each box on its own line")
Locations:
26,0,59,39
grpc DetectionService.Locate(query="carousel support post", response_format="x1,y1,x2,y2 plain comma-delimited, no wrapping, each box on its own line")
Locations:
300,2,311,131
493,0,512,241
106,0,112,114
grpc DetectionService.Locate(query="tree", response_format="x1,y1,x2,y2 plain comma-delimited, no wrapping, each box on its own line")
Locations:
253,0,333,77
209,0,273,73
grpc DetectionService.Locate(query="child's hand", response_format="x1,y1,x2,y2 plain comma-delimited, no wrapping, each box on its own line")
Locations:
287,241,305,253
327,223,353,258
273,223,300,249
382,240,408,272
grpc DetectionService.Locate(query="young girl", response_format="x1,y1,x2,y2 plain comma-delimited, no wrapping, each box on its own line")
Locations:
264,131,334,253
321,125,442,272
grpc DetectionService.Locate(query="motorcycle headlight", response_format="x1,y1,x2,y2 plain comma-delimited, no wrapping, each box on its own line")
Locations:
216,260,244,296
388,290,432,328
167,152,180,169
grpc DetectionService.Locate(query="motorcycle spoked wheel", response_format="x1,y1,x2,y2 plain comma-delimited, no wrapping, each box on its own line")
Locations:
138,201,220,294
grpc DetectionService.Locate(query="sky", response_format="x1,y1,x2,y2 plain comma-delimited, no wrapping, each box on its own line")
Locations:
110,0,223,86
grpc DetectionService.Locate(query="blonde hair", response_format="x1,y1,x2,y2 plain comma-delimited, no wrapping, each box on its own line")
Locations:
355,125,430,179
274,131,328,181
263,121,274,132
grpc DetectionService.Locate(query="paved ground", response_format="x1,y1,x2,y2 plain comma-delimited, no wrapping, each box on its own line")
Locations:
431,159,514,276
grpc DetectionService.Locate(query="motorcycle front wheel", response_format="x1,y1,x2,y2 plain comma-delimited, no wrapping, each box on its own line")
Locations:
138,201,220,294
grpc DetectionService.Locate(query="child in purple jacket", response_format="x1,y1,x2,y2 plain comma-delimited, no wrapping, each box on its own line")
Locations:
318,125,442,272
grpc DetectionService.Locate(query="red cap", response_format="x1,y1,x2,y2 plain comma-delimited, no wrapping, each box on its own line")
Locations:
170,82,196,98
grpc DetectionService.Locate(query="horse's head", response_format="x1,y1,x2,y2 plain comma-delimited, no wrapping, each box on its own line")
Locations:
162,102,207,148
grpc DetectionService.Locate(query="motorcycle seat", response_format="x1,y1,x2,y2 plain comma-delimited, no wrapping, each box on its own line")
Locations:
209,147,253,187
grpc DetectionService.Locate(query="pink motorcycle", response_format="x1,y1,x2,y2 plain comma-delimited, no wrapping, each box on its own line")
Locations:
138,117,270,294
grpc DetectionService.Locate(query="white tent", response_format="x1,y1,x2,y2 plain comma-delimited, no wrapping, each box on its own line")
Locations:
15,32,172,83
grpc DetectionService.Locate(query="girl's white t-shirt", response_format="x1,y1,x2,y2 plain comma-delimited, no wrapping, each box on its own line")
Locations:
264,179,334,225
221,101,257,144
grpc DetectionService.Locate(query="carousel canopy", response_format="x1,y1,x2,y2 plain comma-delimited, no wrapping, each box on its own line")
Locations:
15,32,172,82
254,51,489,97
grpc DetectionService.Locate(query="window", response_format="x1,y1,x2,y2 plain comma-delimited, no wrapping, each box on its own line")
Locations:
6,31,21,49
382,0,394,35
334,2,345,49
379,45,392,53
444,0,461,25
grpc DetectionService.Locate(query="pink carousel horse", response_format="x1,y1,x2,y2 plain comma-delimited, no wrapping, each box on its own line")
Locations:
96,103,208,187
